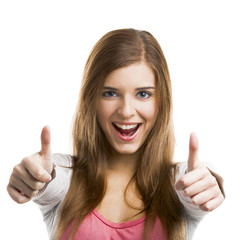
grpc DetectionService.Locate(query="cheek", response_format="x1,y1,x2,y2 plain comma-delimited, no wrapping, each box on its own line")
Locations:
139,102,158,124
97,101,115,126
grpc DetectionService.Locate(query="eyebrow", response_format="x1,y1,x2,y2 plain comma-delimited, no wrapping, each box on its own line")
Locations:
103,86,155,90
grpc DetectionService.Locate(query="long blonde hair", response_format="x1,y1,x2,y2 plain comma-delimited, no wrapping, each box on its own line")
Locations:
55,28,185,240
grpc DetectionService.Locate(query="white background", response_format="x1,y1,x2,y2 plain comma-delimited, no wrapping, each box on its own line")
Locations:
0,1,239,239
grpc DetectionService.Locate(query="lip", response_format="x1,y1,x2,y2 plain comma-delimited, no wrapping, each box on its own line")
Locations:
112,122,142,141
113,121,141,125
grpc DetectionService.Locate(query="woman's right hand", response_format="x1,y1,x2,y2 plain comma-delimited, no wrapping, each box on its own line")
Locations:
7,126,53,204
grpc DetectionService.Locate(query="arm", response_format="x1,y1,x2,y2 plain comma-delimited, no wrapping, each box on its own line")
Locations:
7,127,73,207
7,126,54,204
174,133,225,240
175,162,207,221
175,133,225,216
175,161,225,221
32,153,72,215
7,127,72,212
7,126,73,239
32,153,72,239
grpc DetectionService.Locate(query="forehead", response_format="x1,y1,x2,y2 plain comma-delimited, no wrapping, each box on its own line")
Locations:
103,62,155,87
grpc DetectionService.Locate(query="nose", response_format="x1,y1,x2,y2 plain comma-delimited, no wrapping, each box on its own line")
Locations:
117,97,136,119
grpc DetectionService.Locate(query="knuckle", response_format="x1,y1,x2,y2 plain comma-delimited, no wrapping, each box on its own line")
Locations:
9,175,18,188
16,196,27,204
214,184,221,194
179,177,187,187
211,177,218,186
219,194,225,203
13,192,26,204
35,170,44,180
15,197,23,204
202,167,210,177
7,184,30,204
8,175,14,185
184,189,190,197
33,181,45,190
191,198,198,205
6,184,12,194
29,190,39,198
203,203,213,212
12,164,21,175
206,175,216,186
220,192,225,199
22,157,31,165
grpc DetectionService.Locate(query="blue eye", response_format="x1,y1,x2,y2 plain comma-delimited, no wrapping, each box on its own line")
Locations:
102,91,117,98
137,91,152,99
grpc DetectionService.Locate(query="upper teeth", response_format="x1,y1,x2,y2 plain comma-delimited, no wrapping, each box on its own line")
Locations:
114,123,138,130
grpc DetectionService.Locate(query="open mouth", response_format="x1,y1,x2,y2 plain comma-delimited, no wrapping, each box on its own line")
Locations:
112,122,142,137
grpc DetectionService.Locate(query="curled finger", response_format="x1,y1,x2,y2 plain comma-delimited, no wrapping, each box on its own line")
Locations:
200,194,225,212
7,184,31,204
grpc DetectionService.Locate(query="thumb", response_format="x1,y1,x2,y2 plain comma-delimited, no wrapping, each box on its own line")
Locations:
40,126,53,173
187,132,200,172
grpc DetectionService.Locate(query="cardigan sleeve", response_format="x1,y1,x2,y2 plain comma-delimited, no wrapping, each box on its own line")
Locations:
175,162,225,240
32,153,73,237
175,162,225,220
32,153,72,206
175,162,207,221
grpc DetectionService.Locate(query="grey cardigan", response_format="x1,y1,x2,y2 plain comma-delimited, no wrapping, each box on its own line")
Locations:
33,153,210,240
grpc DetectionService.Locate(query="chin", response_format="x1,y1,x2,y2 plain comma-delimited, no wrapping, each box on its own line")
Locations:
113,145,140,155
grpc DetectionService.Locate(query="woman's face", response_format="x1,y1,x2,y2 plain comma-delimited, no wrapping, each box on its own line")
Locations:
97,62,158,155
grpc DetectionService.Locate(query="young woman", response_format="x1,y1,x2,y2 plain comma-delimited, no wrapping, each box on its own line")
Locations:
7,28,225,240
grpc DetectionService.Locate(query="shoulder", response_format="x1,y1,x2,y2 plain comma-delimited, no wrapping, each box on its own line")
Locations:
52,153,73,167
174,161,188,181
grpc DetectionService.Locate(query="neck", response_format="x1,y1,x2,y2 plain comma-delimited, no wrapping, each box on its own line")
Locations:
107,149,139,176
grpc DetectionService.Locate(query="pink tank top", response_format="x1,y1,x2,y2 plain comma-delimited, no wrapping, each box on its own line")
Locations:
60,209,167,240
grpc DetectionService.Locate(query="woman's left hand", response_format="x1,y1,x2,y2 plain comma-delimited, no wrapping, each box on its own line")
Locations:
175,133,225,212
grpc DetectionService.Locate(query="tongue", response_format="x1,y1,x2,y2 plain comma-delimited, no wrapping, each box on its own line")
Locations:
114,124,139,136
119,130,135,136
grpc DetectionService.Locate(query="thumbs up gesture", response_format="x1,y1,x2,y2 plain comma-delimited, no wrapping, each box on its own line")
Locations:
175,133,224,212
7,126,54,204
